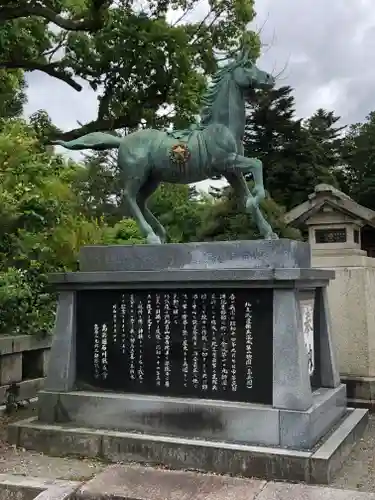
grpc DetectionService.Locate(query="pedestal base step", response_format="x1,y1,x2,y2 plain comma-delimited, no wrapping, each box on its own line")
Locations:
8,409,368,485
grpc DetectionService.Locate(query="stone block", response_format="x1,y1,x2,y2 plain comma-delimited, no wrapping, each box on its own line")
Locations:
0,335,51,355
37,391,59,423
49,268,334,289
279,385,346,449
315,287,340,388
0,353,22,385
50,391,280,447
310,408,368,484
18,424,101,458
257,482,375,499
44,291,76,392
75,464,266,500
273,289,313,411
7,408,368,484
34,483,80,500
38,388,348,450
42,350,50,377
0,475,79,500
79,240,311,272
101,431,311,482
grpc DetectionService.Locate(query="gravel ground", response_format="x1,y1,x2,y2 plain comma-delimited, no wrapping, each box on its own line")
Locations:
331,413,375,492
0,406,105,481
0,406,375,491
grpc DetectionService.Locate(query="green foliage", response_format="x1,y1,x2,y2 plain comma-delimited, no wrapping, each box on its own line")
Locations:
148,184,211,242
0,70,27,121
303,108,345,171
72,150,122,223
197,184,301,241
339,112,375,209
0,266,54,337
0,0,260,138
0,118,105,336
99,218,145,244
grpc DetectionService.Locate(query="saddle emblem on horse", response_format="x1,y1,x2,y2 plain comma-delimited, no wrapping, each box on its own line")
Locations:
169,143,190,169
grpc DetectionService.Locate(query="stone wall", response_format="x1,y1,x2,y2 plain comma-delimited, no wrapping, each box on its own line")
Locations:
312,252,375,406
0,335,51,406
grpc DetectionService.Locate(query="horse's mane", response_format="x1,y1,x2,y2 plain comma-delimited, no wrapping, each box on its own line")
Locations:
200,61,238,125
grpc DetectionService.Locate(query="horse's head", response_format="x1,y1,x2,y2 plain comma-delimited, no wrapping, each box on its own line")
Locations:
200,42,276,128
232,47,275,95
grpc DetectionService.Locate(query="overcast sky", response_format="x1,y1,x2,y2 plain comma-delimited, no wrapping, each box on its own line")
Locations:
23,0,375,191
25,0,375,132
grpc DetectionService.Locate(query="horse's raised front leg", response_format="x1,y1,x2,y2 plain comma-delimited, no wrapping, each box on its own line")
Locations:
123,177,162,244
232,154,266,203
224,171,278,240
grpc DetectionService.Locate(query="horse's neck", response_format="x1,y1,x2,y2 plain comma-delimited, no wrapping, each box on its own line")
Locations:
208,80,245,144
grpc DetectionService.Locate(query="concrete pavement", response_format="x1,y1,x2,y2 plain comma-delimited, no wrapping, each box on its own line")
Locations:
74,464,375,500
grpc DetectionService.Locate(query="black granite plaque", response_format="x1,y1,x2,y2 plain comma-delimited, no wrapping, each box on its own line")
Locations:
76,288,273,404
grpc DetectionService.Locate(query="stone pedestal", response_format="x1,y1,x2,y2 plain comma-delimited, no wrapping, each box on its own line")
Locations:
8,240,368,483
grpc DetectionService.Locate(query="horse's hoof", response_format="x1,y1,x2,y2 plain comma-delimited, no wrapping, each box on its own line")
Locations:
246,198,258,210
265,232,279,240
147,234,162,244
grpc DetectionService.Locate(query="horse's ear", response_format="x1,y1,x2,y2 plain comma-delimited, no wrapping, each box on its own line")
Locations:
236,47,248,64
236,33,250,64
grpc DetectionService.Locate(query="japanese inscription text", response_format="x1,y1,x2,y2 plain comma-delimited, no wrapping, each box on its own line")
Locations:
76,288,273,404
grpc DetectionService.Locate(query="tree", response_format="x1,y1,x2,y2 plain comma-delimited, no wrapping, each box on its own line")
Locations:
197,184,301,241
0,70,27,120
0,0,260,140
339,112,375,209
304,108,345,173
244,87,339,210
72,150,122,223
244,86,300,160
148,184,211,242
0,118,106,336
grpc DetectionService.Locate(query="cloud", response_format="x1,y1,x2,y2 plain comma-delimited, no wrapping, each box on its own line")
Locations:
25,72,97,132
253,0,375,124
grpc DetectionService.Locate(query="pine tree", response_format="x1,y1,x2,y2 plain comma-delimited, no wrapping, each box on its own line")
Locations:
304,108,345,172
244,87,339,210
244,86,300,161
340,112,375,209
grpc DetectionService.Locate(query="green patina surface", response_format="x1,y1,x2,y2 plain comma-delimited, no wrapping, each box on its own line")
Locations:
53,42,277,243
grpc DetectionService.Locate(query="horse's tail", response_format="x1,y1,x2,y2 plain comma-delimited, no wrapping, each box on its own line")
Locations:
51,132,122,151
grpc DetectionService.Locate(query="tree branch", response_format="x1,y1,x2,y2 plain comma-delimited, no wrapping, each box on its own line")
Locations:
57,114,141,141
52,82,172,141
98,81,116,120
0,60,82,91
0,0,111,32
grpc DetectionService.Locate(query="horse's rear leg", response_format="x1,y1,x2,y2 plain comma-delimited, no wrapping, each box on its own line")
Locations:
123,176,161,244
137,176,167,243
